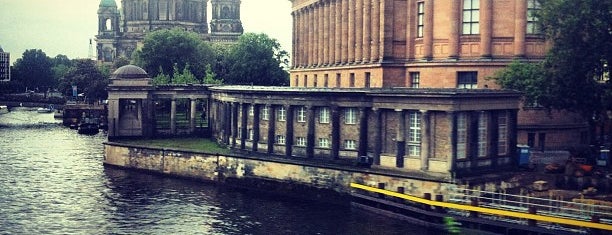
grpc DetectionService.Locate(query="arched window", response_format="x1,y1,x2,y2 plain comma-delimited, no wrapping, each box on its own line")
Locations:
105,18,112,31
221,6,230,18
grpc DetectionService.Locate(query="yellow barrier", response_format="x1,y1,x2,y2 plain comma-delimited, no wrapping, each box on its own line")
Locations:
350,183,612,231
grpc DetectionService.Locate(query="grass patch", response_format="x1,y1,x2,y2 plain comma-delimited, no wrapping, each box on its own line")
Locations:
119,138,230,154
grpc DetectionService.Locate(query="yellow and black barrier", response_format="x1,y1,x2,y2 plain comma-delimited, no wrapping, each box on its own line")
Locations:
350,182,612,231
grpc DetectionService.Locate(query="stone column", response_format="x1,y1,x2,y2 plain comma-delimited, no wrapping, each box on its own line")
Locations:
447,111,457,173
423,0,434,60
372,108,382,165
308,7,314,66
292,12,297,68
331,106,341,159
267,105,276,154
313,5,320,67
405,0,414,60
508,109,519,166
347,0,355,63
514,0,527,57
396,109,405,168
354,0,363,63
420,110,430,171
328,0,335,65
489,111,499,168
170,98,177,135
362,0,371,63
371,0,380,62
306,106,316,158
358,107,369,157
252,104,260,152
285,105,294,157
189,98,197,133
448,0,460,59
323,1,329,65
480,0,492,58
240,103,248,150
299,10,305,67
231,102,238,147
334,0,342,64
341,0,349,64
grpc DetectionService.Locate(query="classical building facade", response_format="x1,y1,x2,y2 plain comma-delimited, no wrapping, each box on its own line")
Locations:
288,0,588,150
107,65,521,177
96,0,243,63
0,46,10,82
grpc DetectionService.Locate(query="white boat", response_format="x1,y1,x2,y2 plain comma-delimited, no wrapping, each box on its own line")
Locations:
37,107,53,113
0,105,8,114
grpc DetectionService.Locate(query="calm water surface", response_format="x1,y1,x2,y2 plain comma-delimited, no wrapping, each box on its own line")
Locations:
0,108,430,234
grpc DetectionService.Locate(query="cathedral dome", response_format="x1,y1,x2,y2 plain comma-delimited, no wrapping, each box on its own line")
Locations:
111,65,150,80
99,0,117,7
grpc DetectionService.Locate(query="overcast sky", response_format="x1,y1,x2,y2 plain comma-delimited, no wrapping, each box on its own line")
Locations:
0,0,293,65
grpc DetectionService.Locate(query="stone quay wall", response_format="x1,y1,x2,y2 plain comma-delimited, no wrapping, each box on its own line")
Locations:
103,142,457,200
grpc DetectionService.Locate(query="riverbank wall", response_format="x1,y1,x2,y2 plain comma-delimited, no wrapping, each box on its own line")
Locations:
103,142,462,201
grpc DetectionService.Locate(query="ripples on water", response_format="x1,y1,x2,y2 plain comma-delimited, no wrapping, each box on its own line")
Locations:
0,109,429,235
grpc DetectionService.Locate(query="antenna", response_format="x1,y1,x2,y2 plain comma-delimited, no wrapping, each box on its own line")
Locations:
88,38,94,59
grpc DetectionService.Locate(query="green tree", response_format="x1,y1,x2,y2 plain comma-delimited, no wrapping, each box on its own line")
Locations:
51,54,75,91
12,49,54,93
204,64,223,85
225,33,289,86
493,0,611,143
133,28,215,81
59,59,109,102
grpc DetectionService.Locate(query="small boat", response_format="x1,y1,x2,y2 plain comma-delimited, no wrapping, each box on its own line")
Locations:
37,105,53,113
77,117,100,135
0,105,8,114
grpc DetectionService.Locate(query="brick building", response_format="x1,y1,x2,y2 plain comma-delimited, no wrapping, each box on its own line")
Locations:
288,0,588,150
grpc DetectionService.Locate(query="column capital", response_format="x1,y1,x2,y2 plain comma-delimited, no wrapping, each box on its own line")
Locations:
419,109,429,114
394,108,403,112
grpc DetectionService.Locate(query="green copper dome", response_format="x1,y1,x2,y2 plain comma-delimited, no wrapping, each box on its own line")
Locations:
99,0,117,7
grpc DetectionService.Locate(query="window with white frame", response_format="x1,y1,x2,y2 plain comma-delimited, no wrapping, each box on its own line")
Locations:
248,129,254,140
527,0,541,34
297,106,307,123
344,139,356,150
498,114,508,155
262,106,269,120
344,108,357,124
296,137,306,146
319,107,330,124
410,72,420,88
457,113,468,160
417,2,425,38
462,0,480,35
478,112,488,157
276,135,286,145
277,106,286,121
318,138,330,148
457,72,477,89
408,111,422,157
248,105,254,116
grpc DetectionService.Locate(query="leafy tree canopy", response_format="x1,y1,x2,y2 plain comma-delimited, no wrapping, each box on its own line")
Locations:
225,33,289,86
11,49,54,92
59,59,109,102
133,28,214,81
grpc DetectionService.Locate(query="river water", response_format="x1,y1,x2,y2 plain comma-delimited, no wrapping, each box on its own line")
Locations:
0,108,431,235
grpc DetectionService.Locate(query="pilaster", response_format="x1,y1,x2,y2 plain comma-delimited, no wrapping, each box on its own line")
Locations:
420,110,430,171
306,106,316,158
396,109,405,168
514,0,527,57
252,104,260,152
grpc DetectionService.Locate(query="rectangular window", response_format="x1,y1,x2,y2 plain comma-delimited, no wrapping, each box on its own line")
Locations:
527,0,541,34
498,114,508,155
349,73,355,87
294,75,299,86
319,107,330,124
248,105,254,116
478,112,488,157
365,72,371,88
318,138,330,148
457,113,468,159
262,106,270,120
277,106,286,121
408,111,421,157
296,137,306,146
462,0,480,35
344,108,357,124
417,2,425,38
410,72,420,88
344,139,357,150
304,75,308,87
276,135,286,145
297,106,307,123
324,74,329,87
248,129,254,141
457,71,478,89
336,73,341,87
314,74,318,87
